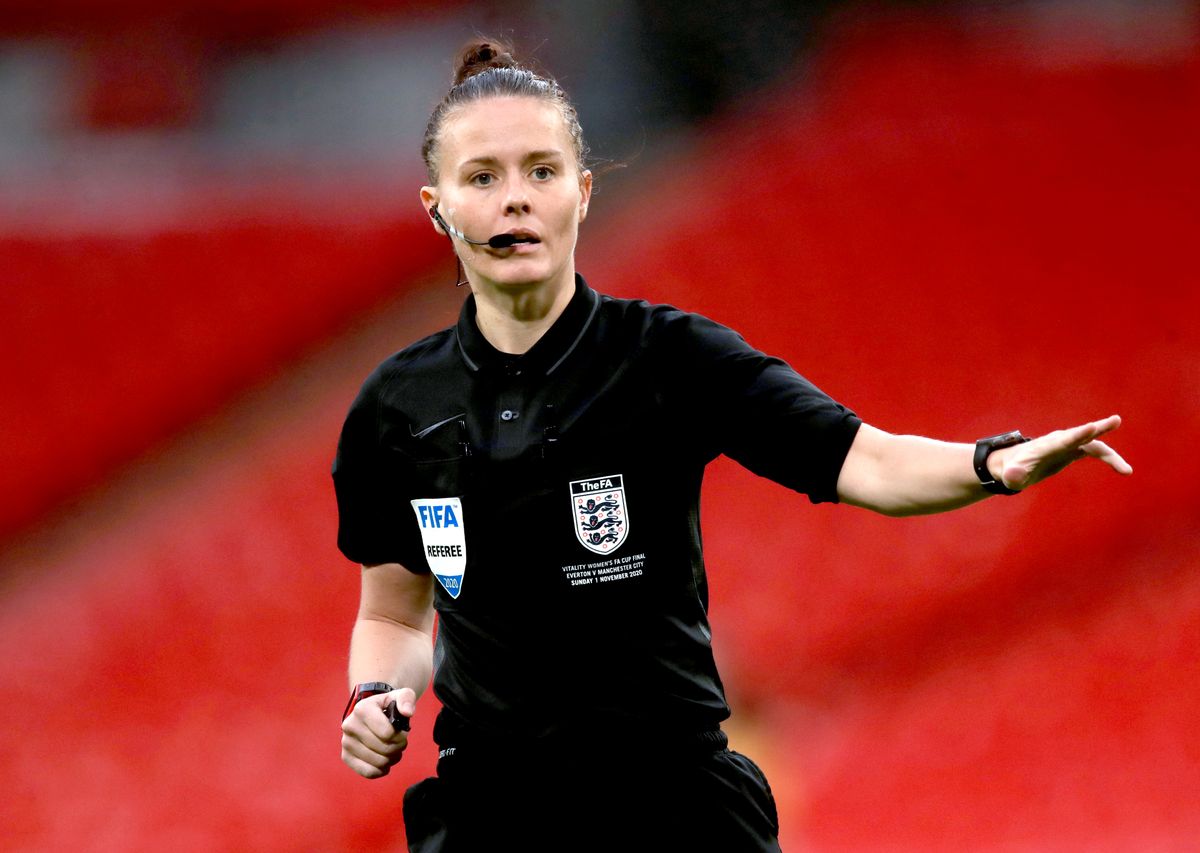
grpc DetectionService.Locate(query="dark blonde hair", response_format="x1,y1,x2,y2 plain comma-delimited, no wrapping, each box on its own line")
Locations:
421,40,589,182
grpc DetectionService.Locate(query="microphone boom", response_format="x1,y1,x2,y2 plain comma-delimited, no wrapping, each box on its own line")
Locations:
431,206,535,250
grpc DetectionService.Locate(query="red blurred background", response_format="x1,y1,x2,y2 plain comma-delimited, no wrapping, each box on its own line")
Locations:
1,1,1197,849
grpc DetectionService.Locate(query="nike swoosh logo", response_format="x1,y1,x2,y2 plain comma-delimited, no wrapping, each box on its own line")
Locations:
410,413,466,439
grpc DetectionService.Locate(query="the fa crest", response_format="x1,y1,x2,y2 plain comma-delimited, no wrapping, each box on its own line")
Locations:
570,475,629,555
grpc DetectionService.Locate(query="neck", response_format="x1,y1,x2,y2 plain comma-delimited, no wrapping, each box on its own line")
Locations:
471,269,576,355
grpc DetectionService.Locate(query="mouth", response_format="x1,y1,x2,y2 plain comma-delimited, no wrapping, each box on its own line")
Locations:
487,229,541,250
506,228,540,244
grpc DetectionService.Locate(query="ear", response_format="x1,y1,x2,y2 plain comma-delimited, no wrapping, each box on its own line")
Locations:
420,186,445,236
578,169,593,223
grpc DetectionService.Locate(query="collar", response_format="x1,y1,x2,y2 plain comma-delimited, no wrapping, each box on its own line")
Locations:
455,273,599,376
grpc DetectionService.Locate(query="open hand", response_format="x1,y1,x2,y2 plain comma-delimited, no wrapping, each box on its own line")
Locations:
992,415,1132,492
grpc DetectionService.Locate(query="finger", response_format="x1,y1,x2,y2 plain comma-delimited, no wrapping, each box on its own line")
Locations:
341,732,397,767
1000,447,1081,490
352,692,410,743
391,687,418,717
1044,416,1117,454
341,746,392,779
362,708,400,743
345,721,405,757
382,688,417,740
1073,414,1122,444
343,711,405,756
384,700,410,733
1089,413,1121,431
1081,439,1134,475
343,710,406,755
1051,423,1100,450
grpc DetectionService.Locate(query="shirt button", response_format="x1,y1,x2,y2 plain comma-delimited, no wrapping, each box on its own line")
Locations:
500,409,519,422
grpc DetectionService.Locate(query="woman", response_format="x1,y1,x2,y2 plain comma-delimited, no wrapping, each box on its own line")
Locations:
334,42,1130,851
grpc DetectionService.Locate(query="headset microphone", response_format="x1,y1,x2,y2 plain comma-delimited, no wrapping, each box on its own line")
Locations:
429,205,537,249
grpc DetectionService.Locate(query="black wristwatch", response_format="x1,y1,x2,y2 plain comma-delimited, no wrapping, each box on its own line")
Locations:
974,430,1031,495
342,681,396,720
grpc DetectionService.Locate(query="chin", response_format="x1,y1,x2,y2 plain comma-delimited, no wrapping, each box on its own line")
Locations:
482,262,562,289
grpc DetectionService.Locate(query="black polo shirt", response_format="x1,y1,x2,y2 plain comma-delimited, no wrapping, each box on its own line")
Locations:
333,274,861,746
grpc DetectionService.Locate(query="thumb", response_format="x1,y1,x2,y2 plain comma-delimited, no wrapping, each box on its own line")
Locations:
389,686,417,717
383,687,417,734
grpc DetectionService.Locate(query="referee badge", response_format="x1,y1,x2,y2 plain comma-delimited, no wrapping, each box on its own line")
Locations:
569,475,629,555
411,498,467,598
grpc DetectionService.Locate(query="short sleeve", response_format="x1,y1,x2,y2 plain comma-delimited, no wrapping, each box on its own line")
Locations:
668,312,861,503
331,365,428,569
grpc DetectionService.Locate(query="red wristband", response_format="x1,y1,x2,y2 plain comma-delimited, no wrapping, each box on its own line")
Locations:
342,682,396,721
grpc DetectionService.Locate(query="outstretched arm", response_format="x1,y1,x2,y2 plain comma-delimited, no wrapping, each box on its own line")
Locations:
836,414,1131,517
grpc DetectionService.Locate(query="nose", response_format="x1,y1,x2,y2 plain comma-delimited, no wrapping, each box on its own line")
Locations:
504,178,531,215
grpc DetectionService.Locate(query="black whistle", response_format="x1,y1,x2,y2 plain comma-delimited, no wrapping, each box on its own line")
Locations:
486,234,537,249
384,699,411,733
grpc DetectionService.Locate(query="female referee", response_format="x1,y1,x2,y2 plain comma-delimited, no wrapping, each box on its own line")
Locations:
333,41,1131,852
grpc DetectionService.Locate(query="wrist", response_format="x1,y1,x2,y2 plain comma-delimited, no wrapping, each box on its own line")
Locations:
974,430,1031,496
986,447,1009,482
342,681,396,721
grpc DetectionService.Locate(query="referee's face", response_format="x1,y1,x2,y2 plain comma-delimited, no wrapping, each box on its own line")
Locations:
421,96,592,297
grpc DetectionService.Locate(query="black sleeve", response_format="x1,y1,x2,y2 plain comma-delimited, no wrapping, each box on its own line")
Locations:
331,364,429,570
668,311,862,503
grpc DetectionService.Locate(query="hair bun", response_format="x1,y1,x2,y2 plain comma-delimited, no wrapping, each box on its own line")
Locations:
455,39,518,85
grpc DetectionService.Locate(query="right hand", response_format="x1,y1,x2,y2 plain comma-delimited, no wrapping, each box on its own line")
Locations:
340,687,416,779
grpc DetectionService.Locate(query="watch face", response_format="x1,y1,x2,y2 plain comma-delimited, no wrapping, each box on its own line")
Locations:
980,430,1023,446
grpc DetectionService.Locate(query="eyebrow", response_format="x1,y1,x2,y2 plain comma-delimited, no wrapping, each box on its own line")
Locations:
459,150,566,170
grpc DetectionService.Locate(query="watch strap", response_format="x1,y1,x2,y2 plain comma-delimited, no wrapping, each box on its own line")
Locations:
974,430,1031,495
342,681,396,720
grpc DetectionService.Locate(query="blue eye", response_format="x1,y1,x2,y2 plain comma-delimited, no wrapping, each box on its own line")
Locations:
471,173,494,187
532,166,553,180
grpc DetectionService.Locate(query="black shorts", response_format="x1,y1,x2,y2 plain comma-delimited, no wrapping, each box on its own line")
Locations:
402,744,781,852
